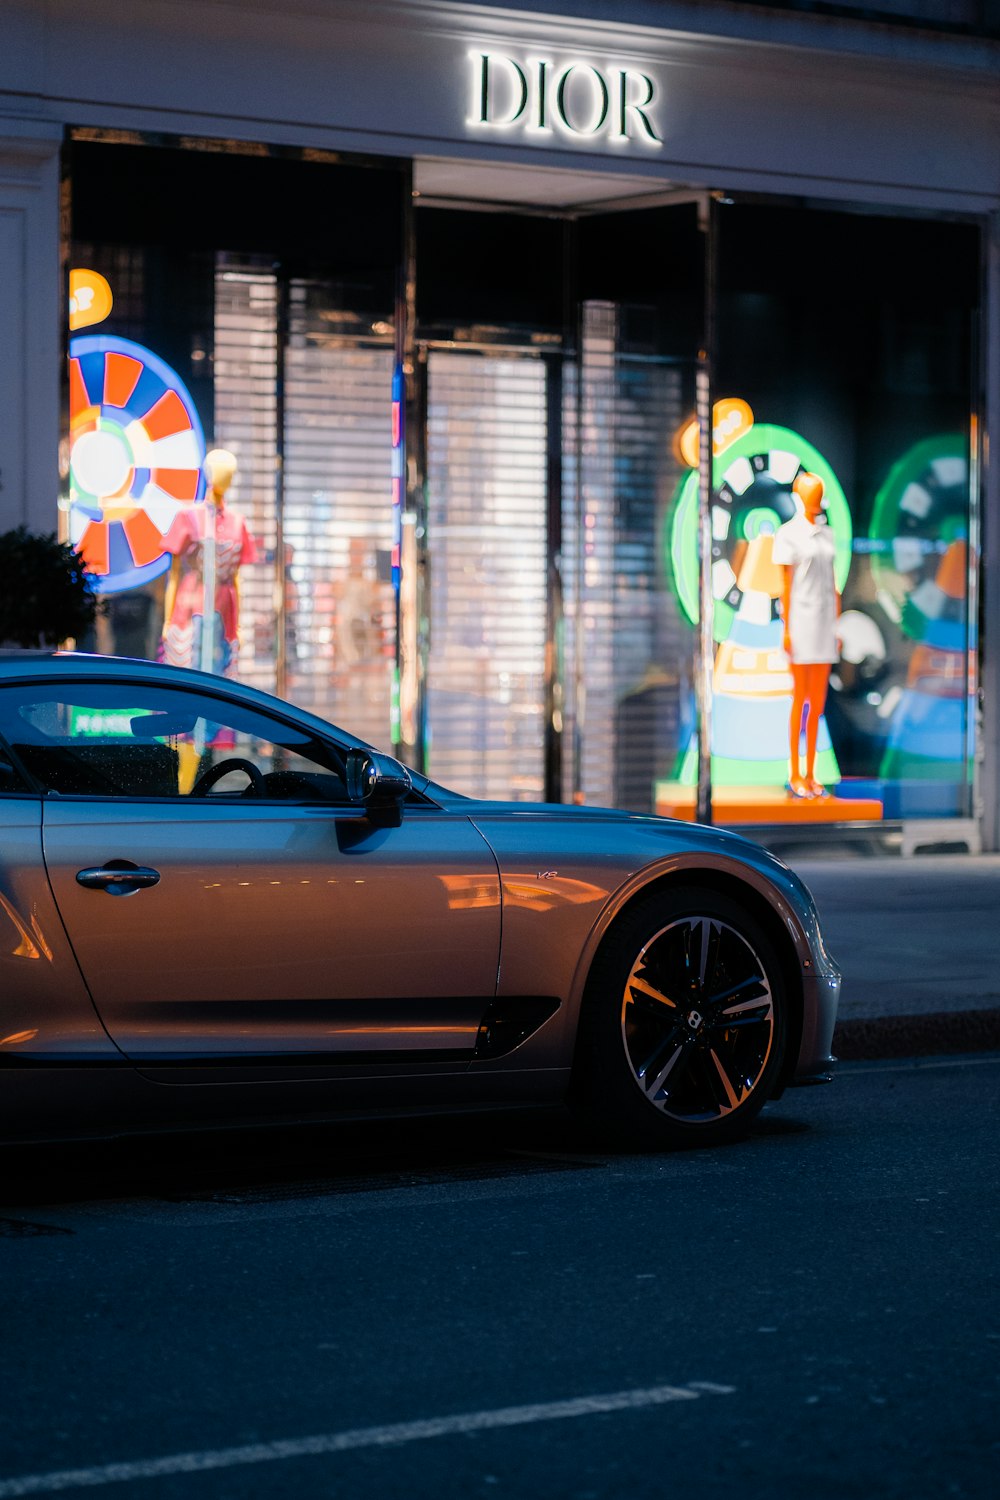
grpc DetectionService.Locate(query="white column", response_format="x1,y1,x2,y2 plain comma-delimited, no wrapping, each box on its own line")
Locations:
0,128,62,536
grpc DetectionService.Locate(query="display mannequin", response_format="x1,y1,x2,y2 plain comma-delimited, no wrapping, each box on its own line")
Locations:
773,471,840,798
161,448,258,677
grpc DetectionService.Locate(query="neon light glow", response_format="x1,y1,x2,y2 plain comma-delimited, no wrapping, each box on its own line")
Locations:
390,361,404,743
669,421,852,642
665,417,853,797
391,363,404,595
69,269,114,332
869,434,973,788
68,333,206,594
676,398,754,469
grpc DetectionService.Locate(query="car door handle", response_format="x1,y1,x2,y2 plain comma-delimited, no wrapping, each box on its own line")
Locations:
76,862,161,893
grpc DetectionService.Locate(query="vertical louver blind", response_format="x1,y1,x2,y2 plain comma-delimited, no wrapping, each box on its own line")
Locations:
562,303,693,812
426,352,548,800
284,286,395,746
212,267,279,697
213,262,395,745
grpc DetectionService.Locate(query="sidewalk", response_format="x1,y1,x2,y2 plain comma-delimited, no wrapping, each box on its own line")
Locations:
790,853,1000,1059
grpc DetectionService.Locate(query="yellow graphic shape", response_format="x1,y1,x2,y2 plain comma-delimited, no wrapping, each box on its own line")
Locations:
676,398,755,469
69,269,114,331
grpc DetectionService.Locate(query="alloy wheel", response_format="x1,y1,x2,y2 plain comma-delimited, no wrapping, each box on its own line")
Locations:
620,914,776,1123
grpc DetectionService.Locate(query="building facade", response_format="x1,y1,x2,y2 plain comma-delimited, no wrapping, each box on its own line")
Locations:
1,0,998,844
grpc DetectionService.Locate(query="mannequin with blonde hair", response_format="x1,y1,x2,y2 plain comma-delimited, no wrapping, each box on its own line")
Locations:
161,448,258,678
772,471,840,798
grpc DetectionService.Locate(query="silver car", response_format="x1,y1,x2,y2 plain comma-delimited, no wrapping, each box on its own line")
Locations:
0,654,839,1148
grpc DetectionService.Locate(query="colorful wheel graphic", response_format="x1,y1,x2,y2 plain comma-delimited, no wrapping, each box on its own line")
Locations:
69,334,206,594
668,423,852,642
869,434,969,645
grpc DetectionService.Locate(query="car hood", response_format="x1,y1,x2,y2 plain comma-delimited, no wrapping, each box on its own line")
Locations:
429,788,804,886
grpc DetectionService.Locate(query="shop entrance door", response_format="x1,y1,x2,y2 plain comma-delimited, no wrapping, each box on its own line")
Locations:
563,200,706,814
415,199,706,812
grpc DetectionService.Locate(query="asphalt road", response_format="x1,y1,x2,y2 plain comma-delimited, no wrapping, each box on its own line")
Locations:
1,1056,998,1500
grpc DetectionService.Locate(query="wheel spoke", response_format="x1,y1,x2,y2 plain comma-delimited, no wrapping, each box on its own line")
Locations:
708,974,769,1009
688,917,722,990
627,974,679,1010
643,1043,686,1099
635,1023,684,1083
705,1012,770,1034
718,995,772,1019
709,1048,742,1113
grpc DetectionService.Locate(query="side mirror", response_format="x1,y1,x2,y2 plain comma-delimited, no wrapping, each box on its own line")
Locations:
345,748,412,813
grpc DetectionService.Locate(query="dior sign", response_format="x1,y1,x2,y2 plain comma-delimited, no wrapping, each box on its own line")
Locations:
468,52,662,147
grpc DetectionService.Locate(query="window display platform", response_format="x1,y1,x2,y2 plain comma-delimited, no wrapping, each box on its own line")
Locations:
654,783,885,825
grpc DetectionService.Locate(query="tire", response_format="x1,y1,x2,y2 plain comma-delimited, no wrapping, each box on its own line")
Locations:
573,887,787,1149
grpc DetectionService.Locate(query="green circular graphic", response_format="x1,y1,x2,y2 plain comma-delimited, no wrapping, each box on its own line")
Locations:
668,423,852,642
869,433,968,630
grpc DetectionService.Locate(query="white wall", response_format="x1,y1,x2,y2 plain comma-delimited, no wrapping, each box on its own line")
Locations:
0,127,61,535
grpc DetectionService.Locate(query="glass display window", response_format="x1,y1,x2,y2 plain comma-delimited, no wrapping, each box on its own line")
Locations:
61,138,984,832
63,135,404,749
656,203,980,827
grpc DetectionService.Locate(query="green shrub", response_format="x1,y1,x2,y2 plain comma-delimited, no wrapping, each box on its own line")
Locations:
0,527,99,647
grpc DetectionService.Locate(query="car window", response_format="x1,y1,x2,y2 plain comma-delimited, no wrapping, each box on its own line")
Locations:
0,738,28,794
0,682,350,803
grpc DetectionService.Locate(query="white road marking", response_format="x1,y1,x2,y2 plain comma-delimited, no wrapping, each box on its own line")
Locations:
0,1383,735,1496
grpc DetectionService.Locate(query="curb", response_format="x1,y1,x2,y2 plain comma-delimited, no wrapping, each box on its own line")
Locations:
833,1008,1000,1061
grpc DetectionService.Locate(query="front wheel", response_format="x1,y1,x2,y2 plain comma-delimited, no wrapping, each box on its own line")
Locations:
573,888,787,1149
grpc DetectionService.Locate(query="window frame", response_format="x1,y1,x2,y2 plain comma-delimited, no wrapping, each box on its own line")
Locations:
0,676,358,808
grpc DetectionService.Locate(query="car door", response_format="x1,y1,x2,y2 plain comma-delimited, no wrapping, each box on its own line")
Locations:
0,674,501,1071
0,740,124,1073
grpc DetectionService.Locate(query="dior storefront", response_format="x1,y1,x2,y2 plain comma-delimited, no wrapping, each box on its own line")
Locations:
1,1,998,846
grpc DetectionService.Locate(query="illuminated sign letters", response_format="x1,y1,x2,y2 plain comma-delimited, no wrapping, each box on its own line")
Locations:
469,52,662,148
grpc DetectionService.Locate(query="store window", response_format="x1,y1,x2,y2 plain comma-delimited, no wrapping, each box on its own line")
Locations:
63,143,981,828
657,203,980,826
64,136,404,747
